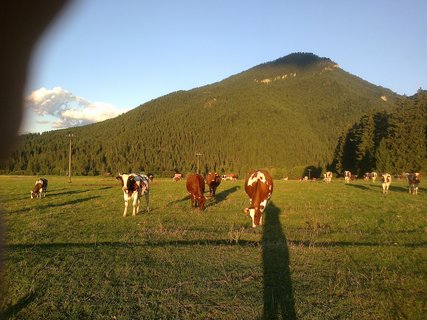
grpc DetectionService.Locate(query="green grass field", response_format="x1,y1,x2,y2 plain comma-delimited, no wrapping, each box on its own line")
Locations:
0,175,425,319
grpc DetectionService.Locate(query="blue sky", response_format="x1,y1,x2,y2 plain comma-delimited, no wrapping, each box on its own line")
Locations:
22,0,427,133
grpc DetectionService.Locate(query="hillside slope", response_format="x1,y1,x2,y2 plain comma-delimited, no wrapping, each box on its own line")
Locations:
3,53,399,177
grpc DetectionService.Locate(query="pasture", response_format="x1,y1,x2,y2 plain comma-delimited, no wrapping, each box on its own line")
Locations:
0,175,425,319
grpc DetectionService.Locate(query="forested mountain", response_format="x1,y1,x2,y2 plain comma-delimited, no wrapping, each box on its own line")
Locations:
2,53,402,178
333,90,427,177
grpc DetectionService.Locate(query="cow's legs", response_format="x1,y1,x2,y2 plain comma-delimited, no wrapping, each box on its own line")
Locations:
132,196,140,216
123,200,129,217
144,190,150,212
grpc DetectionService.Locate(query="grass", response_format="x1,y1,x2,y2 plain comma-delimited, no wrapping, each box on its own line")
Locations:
0,175,425,319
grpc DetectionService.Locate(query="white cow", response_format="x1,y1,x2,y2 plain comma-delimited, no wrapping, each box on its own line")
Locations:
116,173,150,216
344,171,351,183
323,171,333,183
370,172,378,182
381,173,392,194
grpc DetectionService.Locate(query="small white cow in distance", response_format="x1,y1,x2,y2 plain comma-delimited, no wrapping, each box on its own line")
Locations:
344,171,351,183
370,172,378,183
381,173,392,194
30,178,48,199
116,173,150,216
323,171,333,183
407,173,421,195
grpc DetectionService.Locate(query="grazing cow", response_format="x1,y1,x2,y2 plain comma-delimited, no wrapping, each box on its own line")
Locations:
186,173,206,210
370,171,378,182
173,173,183,181
116,173,150,217
363,172,370,181
222,173,238,181
344,171,351,183
243,170,273,227
381,173,392,194
30,178,48,199
407,173,421,195
323,171,333,183
205,172,221,196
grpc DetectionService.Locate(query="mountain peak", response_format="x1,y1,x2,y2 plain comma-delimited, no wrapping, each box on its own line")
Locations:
268,52,334,67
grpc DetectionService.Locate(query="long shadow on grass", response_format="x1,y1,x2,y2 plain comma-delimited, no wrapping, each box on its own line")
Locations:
167,185,240,208
1,290,37,319
8,239,425,251
7,239,262,252
370,184,409,193
47,189,90,197
9,195,100,214
345,184,370,191
262,201,296,320
212,185,240,204
166,195,191,207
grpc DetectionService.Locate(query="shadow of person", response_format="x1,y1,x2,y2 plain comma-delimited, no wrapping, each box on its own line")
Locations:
262,201,297,320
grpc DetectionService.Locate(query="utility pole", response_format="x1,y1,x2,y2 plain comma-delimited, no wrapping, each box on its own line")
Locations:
195,153,203,174
67,133,75,183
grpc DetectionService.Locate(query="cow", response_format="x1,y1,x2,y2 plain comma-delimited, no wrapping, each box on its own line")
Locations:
222,173,238,181
30,178,48,199
205,172,221,197
173,173,183,181
363,172,370,181
186,173,206,210
407,173,421,195
323,171,333,183
147,173,154,182
381,173,392,194
344,171,351,183
116,173,150,217
243,169,273,227
370,171,378,183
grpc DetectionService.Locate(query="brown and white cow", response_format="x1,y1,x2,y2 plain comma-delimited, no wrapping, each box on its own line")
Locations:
381,173,392,194
323,171,333,183
30,178,48,199
205,172,221,197
370,171,378,183
363,172,370,181
407,173,421,195
243,170,273,227
173,173,183,181
116,173,150,217
222,173,238,182
186,173,206,210
344,171,351,183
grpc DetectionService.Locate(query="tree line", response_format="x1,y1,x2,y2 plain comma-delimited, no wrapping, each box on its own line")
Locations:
332,90,427,177
0,53,411,179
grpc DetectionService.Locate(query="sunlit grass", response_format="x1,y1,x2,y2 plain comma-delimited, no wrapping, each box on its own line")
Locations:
0,176,425,319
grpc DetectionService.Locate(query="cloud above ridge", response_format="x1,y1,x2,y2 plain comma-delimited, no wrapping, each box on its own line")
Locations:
25,87,127,130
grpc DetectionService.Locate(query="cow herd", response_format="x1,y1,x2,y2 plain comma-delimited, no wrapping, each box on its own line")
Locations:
29,170,421,227
184,170,273,227
338,171,421,195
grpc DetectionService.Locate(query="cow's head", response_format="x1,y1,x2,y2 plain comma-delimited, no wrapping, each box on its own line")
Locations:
30,190,35,199
243,206,264,227
116,174,138,195
116,174,124,186
198,195,206,210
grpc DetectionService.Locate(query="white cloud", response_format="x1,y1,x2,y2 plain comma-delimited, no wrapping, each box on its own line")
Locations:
25,87,128,131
